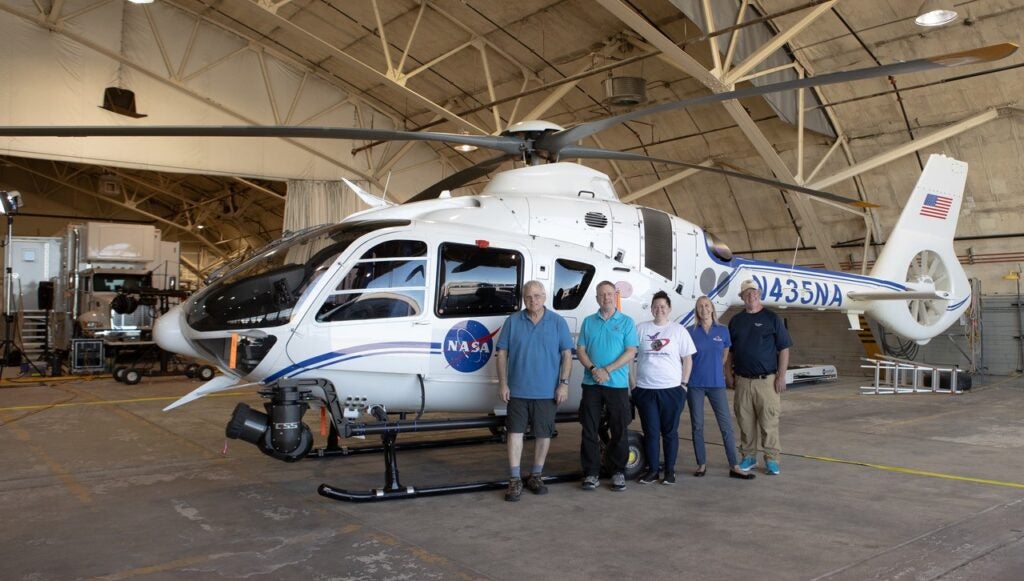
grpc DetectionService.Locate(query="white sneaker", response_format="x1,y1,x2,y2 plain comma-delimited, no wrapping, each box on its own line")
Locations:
610,472,626,491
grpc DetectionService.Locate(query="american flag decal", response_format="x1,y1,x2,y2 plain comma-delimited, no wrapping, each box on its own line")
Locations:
920,193,952,219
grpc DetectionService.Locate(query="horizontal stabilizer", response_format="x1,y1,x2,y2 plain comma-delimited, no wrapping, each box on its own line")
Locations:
847,290,951,301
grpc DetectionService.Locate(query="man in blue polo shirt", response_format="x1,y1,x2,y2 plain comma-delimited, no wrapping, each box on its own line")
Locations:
576,280,638,492
496,280,573,502
726,279,792,476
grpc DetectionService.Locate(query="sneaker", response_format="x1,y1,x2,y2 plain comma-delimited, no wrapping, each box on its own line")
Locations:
738,456,757,472
661,471,676,485
610,472,626,491
504,477,523,501
765,459,780,475
525,474,549,495
581,475,599,491
637,471,659,485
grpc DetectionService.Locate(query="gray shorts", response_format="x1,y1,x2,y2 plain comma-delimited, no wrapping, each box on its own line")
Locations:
506,397,557,438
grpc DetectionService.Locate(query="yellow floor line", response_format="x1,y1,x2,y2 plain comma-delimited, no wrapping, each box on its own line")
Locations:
0,391,253,412
796,453,1024,489
85,553,231,581
0,375,111,386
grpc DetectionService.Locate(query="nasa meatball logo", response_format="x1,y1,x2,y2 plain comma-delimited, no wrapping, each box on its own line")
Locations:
443,320,498,373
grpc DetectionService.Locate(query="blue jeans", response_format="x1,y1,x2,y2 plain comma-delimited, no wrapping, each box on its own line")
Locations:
632,386,685,473
687,386,739,467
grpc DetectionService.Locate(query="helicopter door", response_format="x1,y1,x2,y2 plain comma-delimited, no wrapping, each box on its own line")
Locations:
427,240,526,413
287,237,432,397
610,203,642,269
528,197,613,258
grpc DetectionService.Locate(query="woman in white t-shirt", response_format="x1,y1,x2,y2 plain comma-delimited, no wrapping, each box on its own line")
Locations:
630,290,696,485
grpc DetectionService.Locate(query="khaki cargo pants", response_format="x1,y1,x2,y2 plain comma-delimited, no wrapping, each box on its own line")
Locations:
733,375,780,460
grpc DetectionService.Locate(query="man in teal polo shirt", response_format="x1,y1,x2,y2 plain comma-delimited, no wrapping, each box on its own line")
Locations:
576,280,638,492
496,280,574,502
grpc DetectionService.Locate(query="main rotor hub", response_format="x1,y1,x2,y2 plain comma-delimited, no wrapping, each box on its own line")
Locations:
501,120,566,165
501,120,565,135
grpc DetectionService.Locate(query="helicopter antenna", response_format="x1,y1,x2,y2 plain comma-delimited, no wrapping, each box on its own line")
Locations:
382,172,392,204
789,232,802,272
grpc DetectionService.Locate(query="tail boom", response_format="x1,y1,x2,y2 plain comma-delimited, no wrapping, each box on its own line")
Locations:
694,155,971,345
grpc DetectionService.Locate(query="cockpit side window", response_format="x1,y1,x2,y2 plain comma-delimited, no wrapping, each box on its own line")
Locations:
316,239,427,323
186,220,410,332
436,243,522,318
553,258,595,310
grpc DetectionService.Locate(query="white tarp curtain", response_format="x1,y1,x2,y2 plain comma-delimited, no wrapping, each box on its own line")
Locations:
0,1,443,195
283,180,365,234
281,180,367,264
669,0,837,138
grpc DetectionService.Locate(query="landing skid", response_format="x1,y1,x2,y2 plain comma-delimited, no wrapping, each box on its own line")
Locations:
317,411,581,502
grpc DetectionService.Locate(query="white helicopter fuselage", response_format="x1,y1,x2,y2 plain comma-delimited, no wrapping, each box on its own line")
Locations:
157,156,971,418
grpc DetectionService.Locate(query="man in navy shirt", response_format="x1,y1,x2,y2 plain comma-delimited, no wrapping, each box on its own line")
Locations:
496,280,574,501
726,279,792,475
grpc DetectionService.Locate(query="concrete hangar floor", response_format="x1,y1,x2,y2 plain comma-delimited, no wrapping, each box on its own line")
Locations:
1,372,1022,580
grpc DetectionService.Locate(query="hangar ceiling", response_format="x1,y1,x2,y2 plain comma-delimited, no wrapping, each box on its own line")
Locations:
1,0,1023,284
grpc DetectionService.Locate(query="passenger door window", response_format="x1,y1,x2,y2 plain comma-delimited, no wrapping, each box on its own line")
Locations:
553,258,595,310
316,240,427,323
436,243,523,318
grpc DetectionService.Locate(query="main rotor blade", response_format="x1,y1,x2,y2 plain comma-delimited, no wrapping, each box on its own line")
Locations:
0,125,526,155
404,153,516,204
558,145,876,208
539,43,1018,154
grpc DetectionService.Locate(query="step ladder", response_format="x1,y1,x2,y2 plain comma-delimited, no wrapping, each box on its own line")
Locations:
20,309,51,362
860,355,963,395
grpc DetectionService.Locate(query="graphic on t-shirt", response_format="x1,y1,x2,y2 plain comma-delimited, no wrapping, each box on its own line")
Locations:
645,332,671,352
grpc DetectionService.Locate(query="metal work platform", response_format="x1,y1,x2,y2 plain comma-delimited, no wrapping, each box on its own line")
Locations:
860,355,966,395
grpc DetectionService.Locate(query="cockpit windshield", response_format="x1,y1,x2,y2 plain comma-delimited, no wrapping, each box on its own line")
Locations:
186,220,410,331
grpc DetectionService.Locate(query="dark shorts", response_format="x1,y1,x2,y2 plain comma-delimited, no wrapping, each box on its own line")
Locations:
506,397,557,438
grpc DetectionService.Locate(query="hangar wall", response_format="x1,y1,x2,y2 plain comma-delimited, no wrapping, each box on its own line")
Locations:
722,309,868,378
729,299,1022,379
975,297,1024,375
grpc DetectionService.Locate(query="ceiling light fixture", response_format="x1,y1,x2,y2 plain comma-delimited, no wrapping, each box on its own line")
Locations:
127,0,155,4
915,0,958,27
0,190,22,215
452,131,478,153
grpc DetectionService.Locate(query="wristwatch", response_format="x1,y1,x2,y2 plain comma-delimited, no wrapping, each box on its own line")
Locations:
559,379,569,385
588,365,597,372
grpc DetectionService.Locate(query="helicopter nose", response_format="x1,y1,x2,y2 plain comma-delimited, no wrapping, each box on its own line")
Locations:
154,305,205,361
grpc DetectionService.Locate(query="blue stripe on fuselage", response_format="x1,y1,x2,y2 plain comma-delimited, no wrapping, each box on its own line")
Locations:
677,258,908,327
265,341,440,383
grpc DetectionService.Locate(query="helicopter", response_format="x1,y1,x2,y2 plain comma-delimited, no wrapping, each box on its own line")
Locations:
0,43,1013,501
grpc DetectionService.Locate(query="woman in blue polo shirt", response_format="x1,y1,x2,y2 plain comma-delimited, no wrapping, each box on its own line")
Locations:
687,296,755,480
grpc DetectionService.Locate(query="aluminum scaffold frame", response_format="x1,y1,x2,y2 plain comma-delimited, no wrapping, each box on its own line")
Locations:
860,356,963,395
